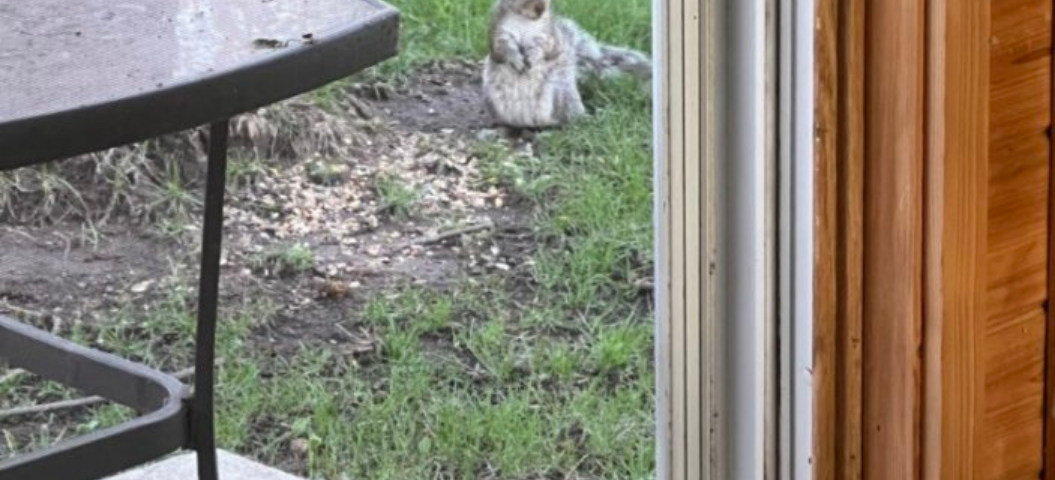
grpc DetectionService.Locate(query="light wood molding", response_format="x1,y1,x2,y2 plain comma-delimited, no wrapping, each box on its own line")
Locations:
924,0,990,479
861,1,927,478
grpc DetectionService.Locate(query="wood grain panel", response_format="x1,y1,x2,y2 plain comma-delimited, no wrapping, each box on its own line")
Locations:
924,1,991,479
863,1,925,478
828,1,1052,478
986,238,1047,313
981,0,1052,478
980,309,1047,480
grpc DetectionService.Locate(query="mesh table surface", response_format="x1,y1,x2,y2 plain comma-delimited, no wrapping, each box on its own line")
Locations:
0,0,399,167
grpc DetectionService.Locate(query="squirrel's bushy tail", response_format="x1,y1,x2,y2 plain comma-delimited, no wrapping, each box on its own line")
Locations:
594,45,652,81
559,18,652,82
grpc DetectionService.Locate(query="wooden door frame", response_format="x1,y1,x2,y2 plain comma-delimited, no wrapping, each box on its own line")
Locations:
813,0,864,477
924,1,987,478
923,1,990,478
813,0,991,478
1047,1,1055,475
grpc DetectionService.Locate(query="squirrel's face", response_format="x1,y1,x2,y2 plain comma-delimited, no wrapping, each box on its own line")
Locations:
508,0,549,20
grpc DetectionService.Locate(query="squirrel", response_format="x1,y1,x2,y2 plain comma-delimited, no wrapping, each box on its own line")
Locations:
482,0,652,130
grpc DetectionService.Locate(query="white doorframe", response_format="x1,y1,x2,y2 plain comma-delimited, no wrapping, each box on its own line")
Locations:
723,0,771,477
778,0,816,478
653,0,814,478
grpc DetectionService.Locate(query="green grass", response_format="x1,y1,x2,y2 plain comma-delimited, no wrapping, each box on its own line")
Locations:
374,174,420,219
343,5,656,474
371,0,651,78
249,50,655,477
253,243,317,278
0,163,89,222
229,155,270,189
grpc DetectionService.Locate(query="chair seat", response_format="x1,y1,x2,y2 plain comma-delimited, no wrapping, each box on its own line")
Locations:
0,316,189,480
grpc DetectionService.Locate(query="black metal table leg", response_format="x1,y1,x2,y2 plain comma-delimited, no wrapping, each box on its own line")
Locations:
193,119,230,480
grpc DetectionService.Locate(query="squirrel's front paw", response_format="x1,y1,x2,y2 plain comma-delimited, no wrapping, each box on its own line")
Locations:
509,55,529,73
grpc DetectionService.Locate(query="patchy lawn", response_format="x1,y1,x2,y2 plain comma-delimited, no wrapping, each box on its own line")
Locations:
0,0,654,479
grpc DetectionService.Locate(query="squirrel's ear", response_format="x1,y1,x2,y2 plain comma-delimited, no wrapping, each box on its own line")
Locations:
533,0,547,16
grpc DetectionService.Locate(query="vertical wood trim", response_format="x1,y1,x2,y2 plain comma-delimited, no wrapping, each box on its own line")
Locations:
836,0,865,478
813,0,838,476
924,1,989,479
1046,6,1055,476
815,0,864,478
863,1,926,479
922,2,945,477
815,0,865,476
819,1,989,477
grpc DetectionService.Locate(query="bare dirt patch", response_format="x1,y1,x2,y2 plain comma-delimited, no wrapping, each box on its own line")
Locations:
365,60,494,134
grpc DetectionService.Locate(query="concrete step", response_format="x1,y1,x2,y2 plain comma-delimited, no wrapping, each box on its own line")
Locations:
105,450,305,480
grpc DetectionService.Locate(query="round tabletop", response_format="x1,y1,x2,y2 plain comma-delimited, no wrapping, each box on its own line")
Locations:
0,0,400,170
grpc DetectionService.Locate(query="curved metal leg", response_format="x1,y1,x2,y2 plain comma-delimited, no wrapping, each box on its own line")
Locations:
194,119,230,480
